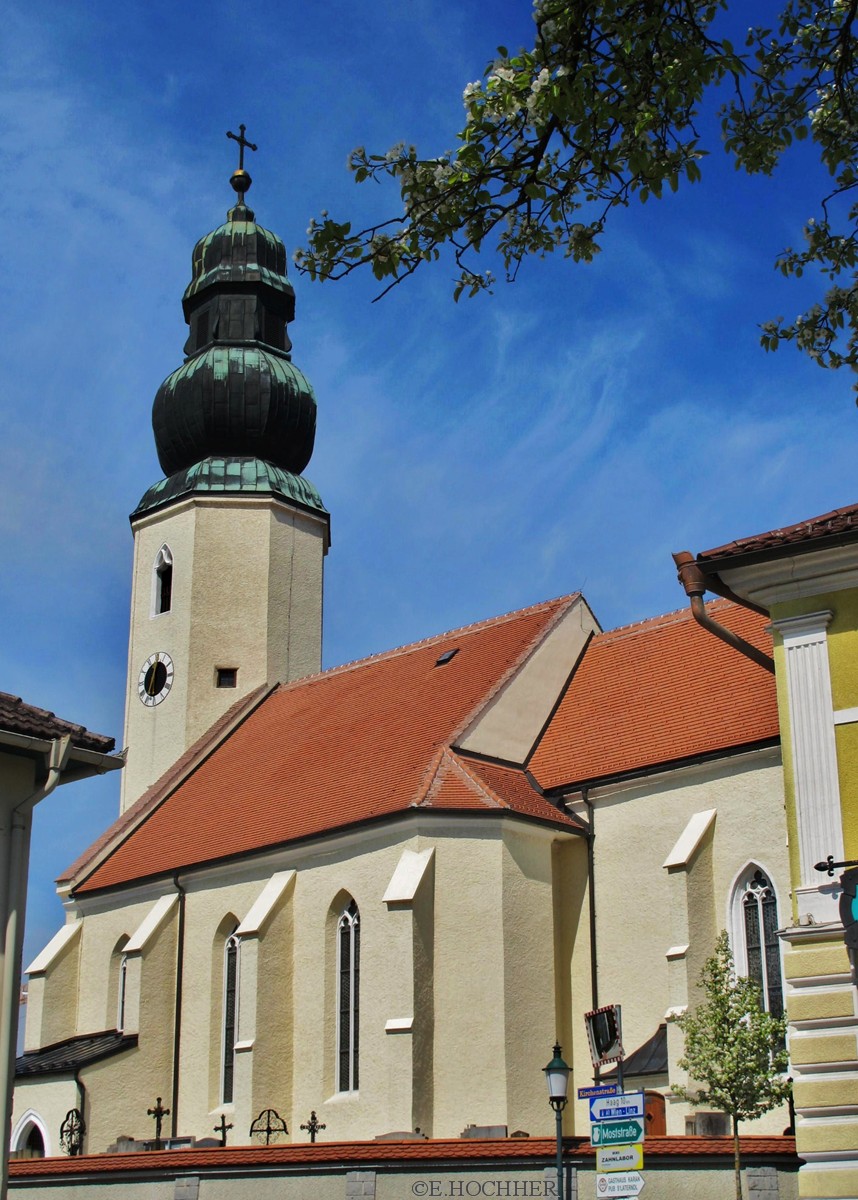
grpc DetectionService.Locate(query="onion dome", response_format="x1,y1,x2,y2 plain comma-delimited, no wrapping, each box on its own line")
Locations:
151,150,316,480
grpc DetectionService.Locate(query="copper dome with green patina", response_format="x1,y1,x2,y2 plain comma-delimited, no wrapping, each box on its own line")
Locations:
151,195,317,481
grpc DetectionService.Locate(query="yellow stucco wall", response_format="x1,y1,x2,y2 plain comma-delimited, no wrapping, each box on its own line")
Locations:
770,588,858,873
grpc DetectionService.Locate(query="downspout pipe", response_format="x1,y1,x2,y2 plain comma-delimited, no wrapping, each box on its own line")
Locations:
583,790,600,1081
0,735,71,1200
170,873,186,1140
74,1067,87,1156
673,552,775,674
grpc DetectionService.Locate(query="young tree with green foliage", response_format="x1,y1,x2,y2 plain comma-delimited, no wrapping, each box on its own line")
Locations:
296,0,858,390
673,931,791,1200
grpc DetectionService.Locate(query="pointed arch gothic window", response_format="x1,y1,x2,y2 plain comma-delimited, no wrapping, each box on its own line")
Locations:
732,867,784,1017
337,900,360,1093
152,545,173,616
117,954,128,1032
222,933,240,1104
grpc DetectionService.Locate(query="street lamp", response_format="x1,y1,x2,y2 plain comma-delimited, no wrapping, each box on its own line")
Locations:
544,1043,570,1200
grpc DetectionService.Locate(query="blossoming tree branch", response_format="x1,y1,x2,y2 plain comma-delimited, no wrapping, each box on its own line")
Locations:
295,0,858,389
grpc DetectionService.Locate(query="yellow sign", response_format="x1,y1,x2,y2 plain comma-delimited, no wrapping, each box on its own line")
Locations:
596,1143,644,1172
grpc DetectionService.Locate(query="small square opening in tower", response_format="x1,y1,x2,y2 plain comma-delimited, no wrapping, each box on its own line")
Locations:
216,667,238,689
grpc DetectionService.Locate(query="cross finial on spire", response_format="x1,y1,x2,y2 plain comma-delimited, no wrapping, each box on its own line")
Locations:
227,124,258,171
226,124,257,204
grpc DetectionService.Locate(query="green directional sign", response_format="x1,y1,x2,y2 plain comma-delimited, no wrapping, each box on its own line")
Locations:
590,1118,645,1146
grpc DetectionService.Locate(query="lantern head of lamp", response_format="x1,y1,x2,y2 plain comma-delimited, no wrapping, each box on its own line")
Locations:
543,1043,570,1112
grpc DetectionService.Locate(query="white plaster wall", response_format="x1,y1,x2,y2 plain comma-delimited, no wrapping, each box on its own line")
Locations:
9,1077,78,1157
578,747,791,1136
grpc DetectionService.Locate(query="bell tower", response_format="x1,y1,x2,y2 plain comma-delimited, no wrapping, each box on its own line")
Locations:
121,131,329,812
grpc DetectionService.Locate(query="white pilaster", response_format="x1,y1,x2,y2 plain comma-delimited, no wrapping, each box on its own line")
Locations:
771,612,844,916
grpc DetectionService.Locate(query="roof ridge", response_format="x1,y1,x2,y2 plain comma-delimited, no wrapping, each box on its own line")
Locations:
597,597,739,642
273,593,580,694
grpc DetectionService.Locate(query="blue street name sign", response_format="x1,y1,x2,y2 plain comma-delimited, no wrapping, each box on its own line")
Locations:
578,1084,619,1100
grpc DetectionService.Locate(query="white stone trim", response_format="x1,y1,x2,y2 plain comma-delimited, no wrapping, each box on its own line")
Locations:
25,921,81,975
833,706,858,725
236,870,295,936
664,1006,687,1021
384,1017,414,1033
770,611,844,893
125,894,177,953
665,945,688,960
662,809,716,870
10,1109,51,1157
382,848,434,904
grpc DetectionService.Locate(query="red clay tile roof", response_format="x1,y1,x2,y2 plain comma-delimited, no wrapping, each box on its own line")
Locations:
0,691,115,754
418,750,579,826
58,685,272,886
697,500,858,565
529,599,778,790
8,1135,798,1178
74,596,581,893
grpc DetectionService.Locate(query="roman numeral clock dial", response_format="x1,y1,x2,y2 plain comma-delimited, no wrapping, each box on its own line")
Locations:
138,652,174,707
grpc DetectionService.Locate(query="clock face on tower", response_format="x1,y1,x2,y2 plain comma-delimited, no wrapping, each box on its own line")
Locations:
138,652,174,707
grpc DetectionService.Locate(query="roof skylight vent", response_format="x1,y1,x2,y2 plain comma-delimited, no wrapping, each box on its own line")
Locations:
435,648,459,666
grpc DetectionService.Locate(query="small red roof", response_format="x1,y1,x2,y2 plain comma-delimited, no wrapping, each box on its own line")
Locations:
698,500,858,565
530,599,778,790
75,596,581,893
0,691,115,754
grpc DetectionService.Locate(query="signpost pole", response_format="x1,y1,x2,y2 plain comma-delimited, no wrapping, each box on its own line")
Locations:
555,1104,563,1200
616,1005,625,1094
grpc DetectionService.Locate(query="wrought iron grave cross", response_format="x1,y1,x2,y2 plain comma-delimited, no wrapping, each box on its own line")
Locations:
300,1110,326,1143
147,1097,170,1150
214,1113,233,1147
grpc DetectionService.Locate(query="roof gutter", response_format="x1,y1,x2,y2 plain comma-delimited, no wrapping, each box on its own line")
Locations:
672,551,774,675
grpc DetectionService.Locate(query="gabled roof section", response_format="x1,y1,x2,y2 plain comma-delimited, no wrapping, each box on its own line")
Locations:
603,1023,667,1078
417,749,581,829
697,501,858,569
75,596,581,893
530,599,778,791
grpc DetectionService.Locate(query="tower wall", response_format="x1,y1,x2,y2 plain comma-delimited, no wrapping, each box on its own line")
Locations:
121,495,326,812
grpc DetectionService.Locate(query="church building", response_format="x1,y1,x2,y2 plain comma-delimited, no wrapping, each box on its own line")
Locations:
9,149,806,1198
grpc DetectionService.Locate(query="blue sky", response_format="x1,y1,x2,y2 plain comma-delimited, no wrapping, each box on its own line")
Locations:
4,0,858,970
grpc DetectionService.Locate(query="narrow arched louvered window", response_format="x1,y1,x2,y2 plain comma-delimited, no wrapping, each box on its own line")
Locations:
741,869,783,1017
153,545,173,615
222,934,240,1103
337,900,360,1093
117,955,128,1032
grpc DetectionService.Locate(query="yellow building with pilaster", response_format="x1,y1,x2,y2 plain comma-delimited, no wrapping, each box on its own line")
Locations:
679,505,858,1200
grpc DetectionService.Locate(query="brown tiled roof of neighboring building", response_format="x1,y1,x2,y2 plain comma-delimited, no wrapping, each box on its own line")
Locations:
529,599,778,790
0,692,115,754
8,1135,798,1177
74,596,581,893
698,500,858,565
